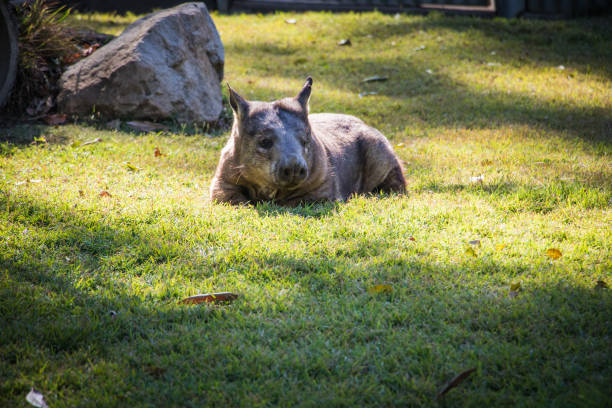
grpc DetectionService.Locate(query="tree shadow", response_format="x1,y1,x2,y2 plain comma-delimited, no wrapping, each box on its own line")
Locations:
1,192,610,406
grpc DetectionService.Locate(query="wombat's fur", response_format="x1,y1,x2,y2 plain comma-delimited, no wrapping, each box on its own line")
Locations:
210,77,406,205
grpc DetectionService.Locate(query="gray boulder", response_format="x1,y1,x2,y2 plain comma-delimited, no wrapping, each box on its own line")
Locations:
58,2,224,124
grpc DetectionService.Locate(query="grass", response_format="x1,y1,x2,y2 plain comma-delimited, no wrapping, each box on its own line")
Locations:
1,10,611,407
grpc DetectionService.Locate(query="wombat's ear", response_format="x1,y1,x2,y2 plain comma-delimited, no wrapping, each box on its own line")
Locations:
227,83,249,119
296,76,313,113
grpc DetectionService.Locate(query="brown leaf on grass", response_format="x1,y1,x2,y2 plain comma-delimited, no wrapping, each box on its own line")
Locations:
367,284,393,294
154,147,163,157
409,237,416,242
179,292,239,305
126,121,168,133
26,388,48,408
595,280,608,289
99,190,112,197
78,190,85,197
44,113,67,125
481,159,493,166
437,368,476,399
545,248,562,260
82,137,102,146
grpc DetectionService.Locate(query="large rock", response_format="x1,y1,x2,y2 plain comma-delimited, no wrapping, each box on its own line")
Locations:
58,2,224,123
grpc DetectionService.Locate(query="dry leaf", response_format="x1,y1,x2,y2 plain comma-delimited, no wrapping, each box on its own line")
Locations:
470,175,484,183
358,91,378,98
409,237,416,242
495,244,506,251
545,248,562,260
363,75,388,83
338,39,351,46
179,292,239,305
78,190,85,197
154,147,163,157
481,159,493,166
82,137,102,146
44,113,67,126
437,368,476,398
465,247,477,258
468,240,481,246
125,162,141,171
99,190,112,197
367,284,393,294
26,388,48,408
595,280,608,289
126,121,168,133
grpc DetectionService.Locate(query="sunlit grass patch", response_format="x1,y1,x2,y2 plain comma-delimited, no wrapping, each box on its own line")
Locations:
1,10,611,407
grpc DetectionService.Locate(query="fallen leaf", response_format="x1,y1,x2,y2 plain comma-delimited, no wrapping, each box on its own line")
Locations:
125,162,141,171
99,190,112,197
409,237,416,241
595,280,608,289
26,388,48,408
545,248,562,260
470,175,484,183
468,240,481,246
358,91,378,98
154,147,163,157
179,292,239,305
368,284,393,294
78,190,85,197
106,119,120,130
126,121,168,133
284,18,297,24
481,159,493,166
82,137,102,146
510,282,521,291
363,75,388,83
44,113,67,125
465,247,477,258
338,39,351,46
495,244,506,251
437,368,476,398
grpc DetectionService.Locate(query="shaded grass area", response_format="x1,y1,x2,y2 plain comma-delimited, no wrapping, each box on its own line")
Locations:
1,11,612,407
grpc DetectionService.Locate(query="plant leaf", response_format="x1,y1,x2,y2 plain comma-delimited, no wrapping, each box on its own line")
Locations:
154,147,163,157
368,284,393,294
179,292,239,305
437,368,476,398
26,388,48,408
510,282,521,291
99,190,112,197
545,248,562,260
44,113,67,125
363,75,388,83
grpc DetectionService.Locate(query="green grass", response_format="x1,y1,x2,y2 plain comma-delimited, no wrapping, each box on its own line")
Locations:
1,11,611,407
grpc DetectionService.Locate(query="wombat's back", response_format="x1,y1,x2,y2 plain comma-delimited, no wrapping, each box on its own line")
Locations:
309,113,404,198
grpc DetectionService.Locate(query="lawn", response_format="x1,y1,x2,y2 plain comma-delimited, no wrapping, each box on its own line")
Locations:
1,10,611,407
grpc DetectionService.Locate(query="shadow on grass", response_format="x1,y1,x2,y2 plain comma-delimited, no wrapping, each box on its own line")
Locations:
1,192,611,406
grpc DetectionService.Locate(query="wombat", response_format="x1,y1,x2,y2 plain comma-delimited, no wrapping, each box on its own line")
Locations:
210,77,406,205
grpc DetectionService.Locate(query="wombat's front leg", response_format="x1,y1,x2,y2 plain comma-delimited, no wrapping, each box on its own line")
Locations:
209,178,250,205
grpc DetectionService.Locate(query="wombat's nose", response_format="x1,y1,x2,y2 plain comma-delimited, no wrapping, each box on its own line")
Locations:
278,157,307,185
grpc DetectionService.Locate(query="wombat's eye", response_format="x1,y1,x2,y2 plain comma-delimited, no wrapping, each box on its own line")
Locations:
258,138,273,149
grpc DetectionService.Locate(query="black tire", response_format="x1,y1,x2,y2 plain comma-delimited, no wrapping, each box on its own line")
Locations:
0,1,18,109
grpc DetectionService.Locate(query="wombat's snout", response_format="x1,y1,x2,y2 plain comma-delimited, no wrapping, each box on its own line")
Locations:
277,156,307,186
